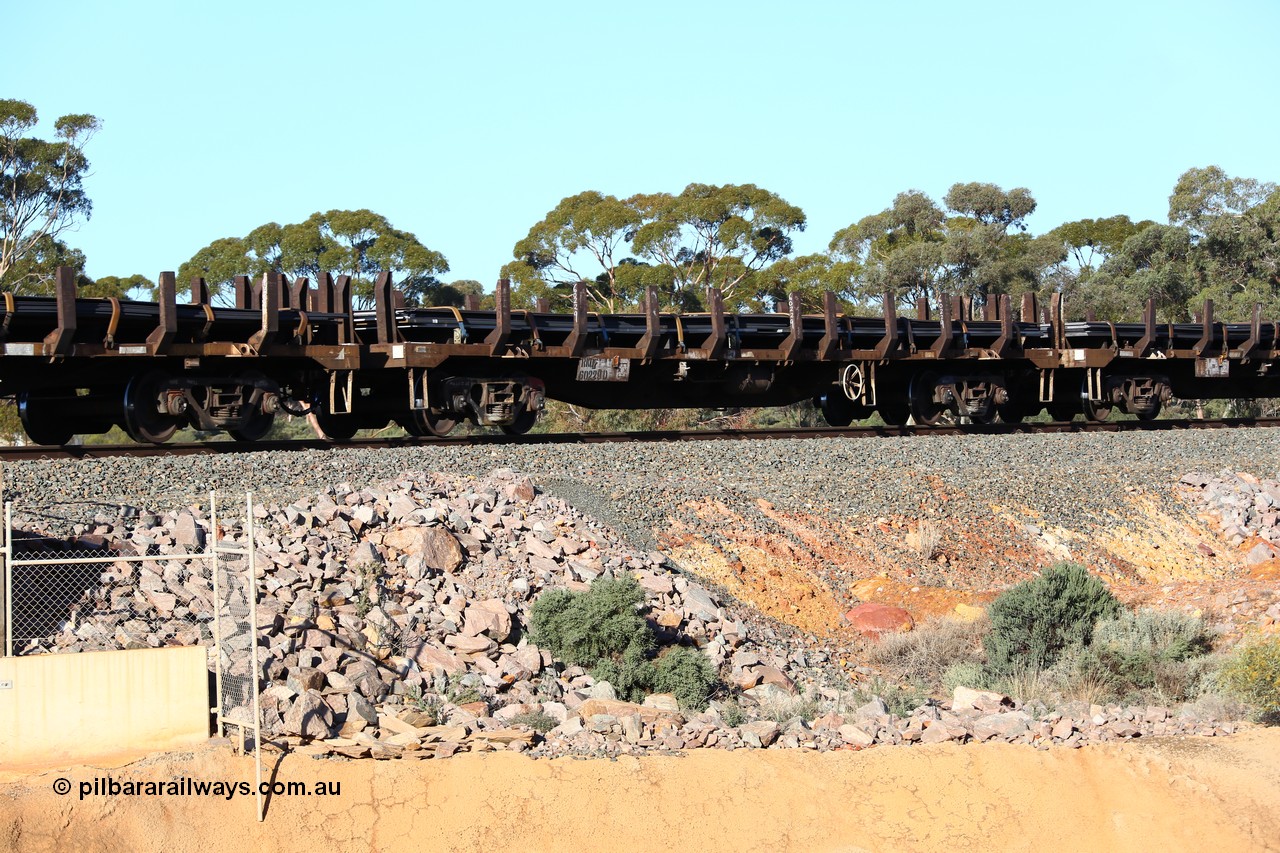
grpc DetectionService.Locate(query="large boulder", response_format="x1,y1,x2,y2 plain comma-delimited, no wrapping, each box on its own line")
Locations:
461,599,513,642
282,690,336,739
384,526,464,572
845,603,914,637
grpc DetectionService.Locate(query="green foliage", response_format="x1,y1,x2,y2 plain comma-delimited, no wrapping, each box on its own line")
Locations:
757,694,823,723
530,576,718,708
590,642,657,704
510,183,806,312
1092,608,1214,667
652,646,717,711
178,208,449,307
983,563,1121,679
718,700,747,727
1220,636,1280,720
441,673,483,706
511,710,558,734
851,678,931,717
942,661,990,694
403,685,443,724
0,99,100,292
507,190,646,312
528,575,651,669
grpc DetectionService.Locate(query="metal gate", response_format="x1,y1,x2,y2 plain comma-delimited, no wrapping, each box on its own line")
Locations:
211,491,265,822
0,489,266,821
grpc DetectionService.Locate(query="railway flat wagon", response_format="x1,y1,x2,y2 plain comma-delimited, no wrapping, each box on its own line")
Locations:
0,267,1276,445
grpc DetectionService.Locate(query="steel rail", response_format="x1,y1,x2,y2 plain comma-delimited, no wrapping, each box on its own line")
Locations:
1,417,1278,461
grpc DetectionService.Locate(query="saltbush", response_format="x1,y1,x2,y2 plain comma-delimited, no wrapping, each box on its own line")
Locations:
652,646,717,710
983,563,1121,679
590,643,657,703
1081,608,1216,701
1220,636,1280,720
530,575,720,709
511,710,558,734
529,575,651,668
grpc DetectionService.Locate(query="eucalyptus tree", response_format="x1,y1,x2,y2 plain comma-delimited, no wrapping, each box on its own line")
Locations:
0,99,100,292
1169,166,1279,318
504,190,645,311
829,190,947,307
940,182,1040,304
179,209,448,306
628,183,806,310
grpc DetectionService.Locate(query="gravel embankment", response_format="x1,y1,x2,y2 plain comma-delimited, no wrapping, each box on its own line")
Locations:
6,430,1280,527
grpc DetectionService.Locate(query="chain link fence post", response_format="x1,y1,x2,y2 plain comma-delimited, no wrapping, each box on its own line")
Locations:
212,491,264,822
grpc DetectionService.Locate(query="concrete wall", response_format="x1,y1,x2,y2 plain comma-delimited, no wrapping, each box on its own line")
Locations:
0,646,209,768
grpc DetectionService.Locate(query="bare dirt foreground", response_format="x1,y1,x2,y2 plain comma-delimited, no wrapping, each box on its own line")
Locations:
3,729,1279,853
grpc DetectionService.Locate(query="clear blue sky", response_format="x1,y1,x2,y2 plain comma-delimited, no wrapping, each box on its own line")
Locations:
8,0,1278,286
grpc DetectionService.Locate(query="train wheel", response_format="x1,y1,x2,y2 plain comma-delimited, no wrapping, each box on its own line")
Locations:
401,409,458,437
123,372,181,444
908,372,947,426
819,392,855,427
1082,397,1113,422
229,410,276,442
1047,400,1077,422
1135,399,1162,421
877,395,911,426
500,408,538,436
1079,377,1112,422
17,390,75,445
308,410,359,441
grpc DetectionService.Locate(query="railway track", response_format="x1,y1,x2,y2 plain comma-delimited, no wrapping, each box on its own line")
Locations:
2,417,1278,461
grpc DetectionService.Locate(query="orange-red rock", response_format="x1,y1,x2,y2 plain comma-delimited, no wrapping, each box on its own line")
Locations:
845,603,914,637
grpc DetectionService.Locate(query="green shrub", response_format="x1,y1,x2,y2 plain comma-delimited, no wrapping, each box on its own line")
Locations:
511,710,558,734
718,700,747,727
652,646,718,710
1220,636,1280,720
591,643,657,703
530,575,720,706
942,660,990,694
403,685,443,724
1075,608,1217,701
1093,608,1213,666
529,575,651,668
983,563,1121,679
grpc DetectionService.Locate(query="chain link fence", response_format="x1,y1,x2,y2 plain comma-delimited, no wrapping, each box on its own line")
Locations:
0,490,266,819
2,500,217,658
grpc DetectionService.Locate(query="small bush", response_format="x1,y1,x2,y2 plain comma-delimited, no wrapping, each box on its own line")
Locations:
1074,608,1217,702
983,563,1121,679
404,685,443,725
590,643,657,704
869,616,988,692
942,660,990,694
529,575,651,668
435,672,483,706
718,700,747,727
511,710,558,734
1220,636,1280,720
652,646,718,711
990,663,1056,707
1093,608,1214,666
757,694,823,723
851,678,930,717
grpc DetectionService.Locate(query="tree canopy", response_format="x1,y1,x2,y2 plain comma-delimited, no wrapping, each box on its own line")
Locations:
178,209,449,306
506,183,806,312
0,99,100,293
